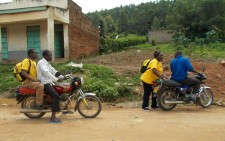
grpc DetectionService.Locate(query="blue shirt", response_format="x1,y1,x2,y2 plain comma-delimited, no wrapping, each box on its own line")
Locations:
170,55,194,81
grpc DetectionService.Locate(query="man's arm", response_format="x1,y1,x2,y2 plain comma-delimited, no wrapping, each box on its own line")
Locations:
21,69,38,82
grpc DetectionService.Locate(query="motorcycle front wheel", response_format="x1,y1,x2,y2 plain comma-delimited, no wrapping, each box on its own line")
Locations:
157,88,177,111
197,88,214,108
77,95,102,118
21,96,46,119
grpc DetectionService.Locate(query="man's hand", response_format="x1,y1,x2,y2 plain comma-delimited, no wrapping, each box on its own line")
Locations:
57,75,64,82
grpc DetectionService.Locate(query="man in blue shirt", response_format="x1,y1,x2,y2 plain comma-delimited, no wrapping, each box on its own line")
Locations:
170,51,201,101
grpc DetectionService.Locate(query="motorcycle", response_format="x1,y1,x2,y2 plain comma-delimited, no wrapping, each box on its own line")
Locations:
155,73,214,111
15,73,102,119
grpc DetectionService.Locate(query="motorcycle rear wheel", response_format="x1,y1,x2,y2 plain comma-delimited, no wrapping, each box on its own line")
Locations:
157,88,177,111
197,88,214,108
21,96,46,119
77,95,102,118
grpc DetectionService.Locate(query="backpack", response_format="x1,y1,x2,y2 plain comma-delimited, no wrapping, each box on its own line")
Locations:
140,59,151,73
13,59,31,82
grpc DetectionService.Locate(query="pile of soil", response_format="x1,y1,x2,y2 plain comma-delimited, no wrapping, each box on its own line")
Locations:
79,49,225,101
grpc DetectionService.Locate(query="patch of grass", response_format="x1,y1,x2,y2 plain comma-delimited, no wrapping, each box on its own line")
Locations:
134,43,225,60
0,64,20,92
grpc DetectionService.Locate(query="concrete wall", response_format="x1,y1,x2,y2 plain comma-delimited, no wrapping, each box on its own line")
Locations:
0,0,68,10
0,0,99,62
148,30,173,44
1,20,48,61
68,0,99,59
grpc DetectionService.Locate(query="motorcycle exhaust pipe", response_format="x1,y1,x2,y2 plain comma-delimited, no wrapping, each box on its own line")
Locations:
20,109,73,113
165,100,185,104
20,109,51,113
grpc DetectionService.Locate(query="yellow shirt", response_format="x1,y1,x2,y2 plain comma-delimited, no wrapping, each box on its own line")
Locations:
140,58,163,84
21,58,37,82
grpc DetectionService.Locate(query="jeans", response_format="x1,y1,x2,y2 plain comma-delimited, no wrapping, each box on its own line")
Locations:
44,83,60,112
142,81,157,109
180,77,201,94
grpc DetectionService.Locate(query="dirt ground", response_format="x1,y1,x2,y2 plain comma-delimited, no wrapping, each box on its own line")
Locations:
80,48,225,102
0,48,225,141
1,99,225,141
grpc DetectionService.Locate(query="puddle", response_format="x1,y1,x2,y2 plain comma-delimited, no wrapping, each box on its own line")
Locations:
0,98,17,106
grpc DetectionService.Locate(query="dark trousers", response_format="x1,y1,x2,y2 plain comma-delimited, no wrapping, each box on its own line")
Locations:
44,83,60,112
180,77,201,94
142,81,157,109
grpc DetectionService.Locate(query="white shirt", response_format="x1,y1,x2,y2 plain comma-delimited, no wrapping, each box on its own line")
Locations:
37,58,58,84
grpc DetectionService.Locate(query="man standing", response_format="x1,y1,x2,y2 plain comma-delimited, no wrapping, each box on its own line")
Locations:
170,51,201,101
21,49,44,109
37,50,62,123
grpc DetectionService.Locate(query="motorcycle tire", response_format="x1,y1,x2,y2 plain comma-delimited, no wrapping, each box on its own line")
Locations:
157,88,177,111
77,95,102,118
197,88,214,108
21,96,46,119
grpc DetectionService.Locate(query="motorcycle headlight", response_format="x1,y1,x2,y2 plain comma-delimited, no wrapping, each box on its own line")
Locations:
74,77,84,86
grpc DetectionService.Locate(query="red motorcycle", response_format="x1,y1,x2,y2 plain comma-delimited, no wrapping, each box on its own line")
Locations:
15,74,102,119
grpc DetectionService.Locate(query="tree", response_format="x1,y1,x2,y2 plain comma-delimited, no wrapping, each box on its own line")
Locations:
118,10,128,33
152,17,160,30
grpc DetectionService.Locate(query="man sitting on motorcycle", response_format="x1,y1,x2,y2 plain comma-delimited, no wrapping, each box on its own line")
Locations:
37,50,63,123
21,49,44,110
170,51,201,102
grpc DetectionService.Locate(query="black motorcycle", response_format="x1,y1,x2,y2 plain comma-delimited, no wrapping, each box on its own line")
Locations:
155,73,214,111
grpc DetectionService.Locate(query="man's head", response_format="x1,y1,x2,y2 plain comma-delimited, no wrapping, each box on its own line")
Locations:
28,49,38,60
42,50,52,62
174,51,182,58
154,51,163,61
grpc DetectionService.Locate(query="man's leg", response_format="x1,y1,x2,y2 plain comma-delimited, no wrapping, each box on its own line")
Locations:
142,81,153,110
181,77,201,94
181,77,201,102
44,83,61,122
23,81,44,105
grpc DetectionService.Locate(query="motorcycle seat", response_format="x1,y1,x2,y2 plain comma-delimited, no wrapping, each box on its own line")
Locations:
19,86,36,95
162,79,183,87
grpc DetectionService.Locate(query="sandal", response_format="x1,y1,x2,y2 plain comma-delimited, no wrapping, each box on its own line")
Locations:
48,118,62,124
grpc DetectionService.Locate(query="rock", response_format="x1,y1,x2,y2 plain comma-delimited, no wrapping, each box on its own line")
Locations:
216,74,222,80
221,60,225,67
1,104,9,106
216,100,223,106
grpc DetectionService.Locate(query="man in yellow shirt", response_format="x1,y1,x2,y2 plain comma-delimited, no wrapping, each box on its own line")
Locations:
140,51,167,110
21,49,44,109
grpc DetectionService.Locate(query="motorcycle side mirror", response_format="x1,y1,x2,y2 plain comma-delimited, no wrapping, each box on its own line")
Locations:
55,72,61,77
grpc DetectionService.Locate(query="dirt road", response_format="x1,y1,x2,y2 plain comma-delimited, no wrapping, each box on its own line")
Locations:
1,98,225,141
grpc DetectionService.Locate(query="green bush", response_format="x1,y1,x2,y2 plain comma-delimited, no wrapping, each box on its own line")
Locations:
101,34,147,54
0,64,20,91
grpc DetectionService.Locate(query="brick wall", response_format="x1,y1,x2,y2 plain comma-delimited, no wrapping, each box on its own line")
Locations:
68,0,99,59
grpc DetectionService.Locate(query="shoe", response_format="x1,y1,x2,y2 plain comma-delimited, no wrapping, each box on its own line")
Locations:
48,118,62,124
151,105,159,109
33,104,44,110
142,107,150,111
189,94,197,102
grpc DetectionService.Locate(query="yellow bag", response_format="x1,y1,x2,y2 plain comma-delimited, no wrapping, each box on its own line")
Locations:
13,59,31,82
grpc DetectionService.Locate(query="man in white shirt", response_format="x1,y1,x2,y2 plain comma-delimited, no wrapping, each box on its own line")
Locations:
37,50,62,123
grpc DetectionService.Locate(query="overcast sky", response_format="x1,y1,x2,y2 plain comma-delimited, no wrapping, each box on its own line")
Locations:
0,0,155,13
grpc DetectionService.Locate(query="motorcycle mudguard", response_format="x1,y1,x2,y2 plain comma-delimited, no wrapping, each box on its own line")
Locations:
199,86,210,94
16,94,26,104
77,93,96,101
75,93,96,111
